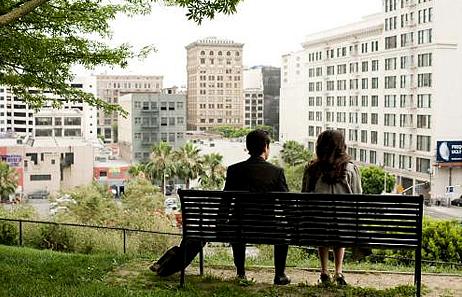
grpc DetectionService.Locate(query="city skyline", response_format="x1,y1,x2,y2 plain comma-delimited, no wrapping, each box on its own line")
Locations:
76,0,381,86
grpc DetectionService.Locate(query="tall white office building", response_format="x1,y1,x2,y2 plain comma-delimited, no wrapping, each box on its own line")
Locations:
0,76,98,141
280,0,462,198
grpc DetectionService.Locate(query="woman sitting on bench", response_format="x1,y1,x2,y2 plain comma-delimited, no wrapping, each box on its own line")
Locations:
301,130,362,286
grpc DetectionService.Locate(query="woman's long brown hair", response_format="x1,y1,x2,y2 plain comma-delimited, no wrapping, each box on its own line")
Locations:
307,130,351,185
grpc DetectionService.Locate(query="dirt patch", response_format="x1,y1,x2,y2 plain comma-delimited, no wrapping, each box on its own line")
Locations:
106,260,462,297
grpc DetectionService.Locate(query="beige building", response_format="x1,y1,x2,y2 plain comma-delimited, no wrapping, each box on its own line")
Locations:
1,137,94,196
186,37,244,131
96,75,163,143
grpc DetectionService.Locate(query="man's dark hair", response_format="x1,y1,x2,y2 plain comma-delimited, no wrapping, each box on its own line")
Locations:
246,129,270,156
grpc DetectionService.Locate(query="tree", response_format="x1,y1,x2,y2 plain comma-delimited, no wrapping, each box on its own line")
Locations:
128,163,150,179
148,141,175,194
174,143,203,189
284,164,305,192
0,0,242,112
0,161,18,201
360,166,396,194
63,182,118,225
121,177,163,212
281,140,312,167
199,153,226,190
212,126,252,138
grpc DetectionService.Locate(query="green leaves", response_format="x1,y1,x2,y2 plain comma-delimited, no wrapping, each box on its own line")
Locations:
0,0,242,113
0,160,18,201
169,0,241,24
281,140,312,167
359,166,395,194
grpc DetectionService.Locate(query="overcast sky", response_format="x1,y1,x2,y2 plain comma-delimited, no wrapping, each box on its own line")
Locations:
84,0,382,86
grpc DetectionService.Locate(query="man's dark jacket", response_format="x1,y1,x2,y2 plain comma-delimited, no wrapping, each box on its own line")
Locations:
224,156,289,192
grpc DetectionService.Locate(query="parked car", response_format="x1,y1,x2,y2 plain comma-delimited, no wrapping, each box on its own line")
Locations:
164,197,179,214
28,190,49,200
451,197,462,207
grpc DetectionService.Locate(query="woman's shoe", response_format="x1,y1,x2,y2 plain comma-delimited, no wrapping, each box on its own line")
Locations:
334,273,347,286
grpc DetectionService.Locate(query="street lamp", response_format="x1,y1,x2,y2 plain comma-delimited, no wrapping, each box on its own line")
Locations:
163,173,169,196
380,163,387,194
427,167,433,198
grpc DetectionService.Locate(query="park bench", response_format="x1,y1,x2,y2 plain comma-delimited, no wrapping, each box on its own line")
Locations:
178,190,424,297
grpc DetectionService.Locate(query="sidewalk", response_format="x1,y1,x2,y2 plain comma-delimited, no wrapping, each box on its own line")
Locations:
201,266,461,297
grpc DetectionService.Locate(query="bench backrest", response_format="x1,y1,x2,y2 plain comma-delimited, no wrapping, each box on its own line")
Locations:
178,190,424,249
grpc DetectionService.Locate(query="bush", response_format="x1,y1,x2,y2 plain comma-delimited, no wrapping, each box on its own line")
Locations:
370,218,462,264
30,224,75,252
0,221,18,245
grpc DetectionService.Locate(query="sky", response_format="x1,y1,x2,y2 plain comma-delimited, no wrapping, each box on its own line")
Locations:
84,0,382,87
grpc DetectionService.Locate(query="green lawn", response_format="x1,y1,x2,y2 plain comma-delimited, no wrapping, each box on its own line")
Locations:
0,245,417,297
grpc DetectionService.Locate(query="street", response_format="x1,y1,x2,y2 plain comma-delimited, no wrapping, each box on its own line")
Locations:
424,205,462,220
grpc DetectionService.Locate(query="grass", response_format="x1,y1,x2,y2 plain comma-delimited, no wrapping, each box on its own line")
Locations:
197,245,462,275
0,245,418,297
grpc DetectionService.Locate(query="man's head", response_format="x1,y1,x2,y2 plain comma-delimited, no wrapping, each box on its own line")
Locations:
246,129,271,159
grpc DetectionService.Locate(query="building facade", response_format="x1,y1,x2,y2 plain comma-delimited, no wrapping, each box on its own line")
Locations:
0,76,97,141
0,137,94,197
96,75,163,143
118,90,187,163
186,37,244,131
33,109,90,139
244,66,281,137
280,0,462,198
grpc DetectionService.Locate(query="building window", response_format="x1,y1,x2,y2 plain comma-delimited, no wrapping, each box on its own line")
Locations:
35,117,52,126
30,174,52,181
417,135,431,152
371,131,378,144
64,117,81,126
418,73,432,87
370,150,377,164
417,115,431,129
384,152,395,168
385,36,397,49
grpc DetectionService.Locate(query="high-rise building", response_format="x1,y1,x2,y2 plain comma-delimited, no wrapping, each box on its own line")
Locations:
0,76,97,141
280,0,462,197
186,37,244,131
96,75,163,143
244,66,281,137
118,88,186,163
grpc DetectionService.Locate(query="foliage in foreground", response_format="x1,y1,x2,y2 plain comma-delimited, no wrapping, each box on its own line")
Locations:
0,245,417,297
0,0,242,113
374,217,462,264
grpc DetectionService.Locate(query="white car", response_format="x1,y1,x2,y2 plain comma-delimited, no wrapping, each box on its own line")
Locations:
164,197,179,214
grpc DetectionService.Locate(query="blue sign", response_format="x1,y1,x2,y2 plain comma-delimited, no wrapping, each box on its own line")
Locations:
0,155,22,167
437,141,462,163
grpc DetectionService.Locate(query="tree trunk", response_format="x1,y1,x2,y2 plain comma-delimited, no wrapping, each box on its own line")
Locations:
0,0,48,27
186,179,190,190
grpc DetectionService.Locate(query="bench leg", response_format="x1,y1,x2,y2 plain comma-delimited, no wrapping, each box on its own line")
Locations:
414,247,422,297
199,242,204,276
180,246,186,287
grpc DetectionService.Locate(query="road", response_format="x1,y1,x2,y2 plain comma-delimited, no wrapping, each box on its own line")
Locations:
424,205,462,220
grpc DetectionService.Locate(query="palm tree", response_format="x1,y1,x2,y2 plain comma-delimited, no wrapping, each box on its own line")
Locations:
128,163,149,179
0,161,18,202
174,143,203,189
147,142,175,194
199,153,226,190
281,140,312,167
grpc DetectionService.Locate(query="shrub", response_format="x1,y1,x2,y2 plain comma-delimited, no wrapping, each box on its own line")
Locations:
0,221,18,245
30,224,75,252
370,218,462,264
